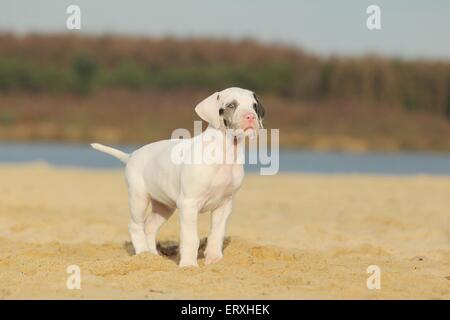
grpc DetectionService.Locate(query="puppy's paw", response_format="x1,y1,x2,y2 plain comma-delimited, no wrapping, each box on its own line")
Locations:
134,248,149,255
204,252,223,265
179,259,199,268
148,248,160,255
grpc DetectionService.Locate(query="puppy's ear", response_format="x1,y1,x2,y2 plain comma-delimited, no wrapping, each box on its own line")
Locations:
195,92,221,129
253,93,265,129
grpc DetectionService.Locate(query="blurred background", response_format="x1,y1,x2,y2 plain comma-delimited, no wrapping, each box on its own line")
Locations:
1,0,450,174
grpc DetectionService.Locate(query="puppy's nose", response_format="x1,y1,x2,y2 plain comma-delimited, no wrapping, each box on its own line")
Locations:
244,113,256,123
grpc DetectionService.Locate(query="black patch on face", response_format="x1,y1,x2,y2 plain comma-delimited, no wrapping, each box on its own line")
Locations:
219,100,238,128
253,93,265,120
219,107,229,127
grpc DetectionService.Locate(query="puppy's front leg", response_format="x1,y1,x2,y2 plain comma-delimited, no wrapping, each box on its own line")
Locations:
178,201,200,267
205,199,232,265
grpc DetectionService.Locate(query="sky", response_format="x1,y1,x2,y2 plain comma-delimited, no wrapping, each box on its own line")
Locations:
1,0,449,60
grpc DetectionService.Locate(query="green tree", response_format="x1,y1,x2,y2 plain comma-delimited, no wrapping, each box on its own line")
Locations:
72,54,97,95
446,76,450,120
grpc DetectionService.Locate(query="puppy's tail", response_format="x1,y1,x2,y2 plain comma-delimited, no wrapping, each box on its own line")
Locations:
90,143,130,164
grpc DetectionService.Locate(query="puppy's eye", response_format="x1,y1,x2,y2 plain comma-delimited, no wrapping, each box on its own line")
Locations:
226,102,236,109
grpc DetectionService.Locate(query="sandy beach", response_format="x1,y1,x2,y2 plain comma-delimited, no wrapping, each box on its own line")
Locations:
0,164,449,299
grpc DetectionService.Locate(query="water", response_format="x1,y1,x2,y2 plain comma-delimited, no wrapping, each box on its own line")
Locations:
1,142,450,175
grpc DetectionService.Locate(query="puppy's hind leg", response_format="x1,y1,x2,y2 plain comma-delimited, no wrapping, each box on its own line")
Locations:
128,190,150,255
145,200,174,254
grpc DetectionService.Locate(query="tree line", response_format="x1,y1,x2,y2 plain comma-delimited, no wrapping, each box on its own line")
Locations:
0,34,449,119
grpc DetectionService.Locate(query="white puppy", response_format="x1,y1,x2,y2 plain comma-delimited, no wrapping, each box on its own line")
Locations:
91,87,265,267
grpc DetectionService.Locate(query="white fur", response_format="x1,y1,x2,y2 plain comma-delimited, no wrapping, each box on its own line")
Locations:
92,87,261,267
195,91,221,129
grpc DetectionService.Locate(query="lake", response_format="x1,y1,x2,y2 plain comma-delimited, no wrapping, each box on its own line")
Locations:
0,142,449,175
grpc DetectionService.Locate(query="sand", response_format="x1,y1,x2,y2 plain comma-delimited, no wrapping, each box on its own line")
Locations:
0,163,449,299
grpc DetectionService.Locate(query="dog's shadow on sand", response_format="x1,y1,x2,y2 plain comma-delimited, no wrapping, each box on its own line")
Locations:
123,237,231,264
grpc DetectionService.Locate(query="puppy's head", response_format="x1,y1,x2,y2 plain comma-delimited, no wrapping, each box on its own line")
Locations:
195,87,265,137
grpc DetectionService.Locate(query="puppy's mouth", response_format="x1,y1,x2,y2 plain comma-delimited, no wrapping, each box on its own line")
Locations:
228,126,257,138
241,126,258,139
